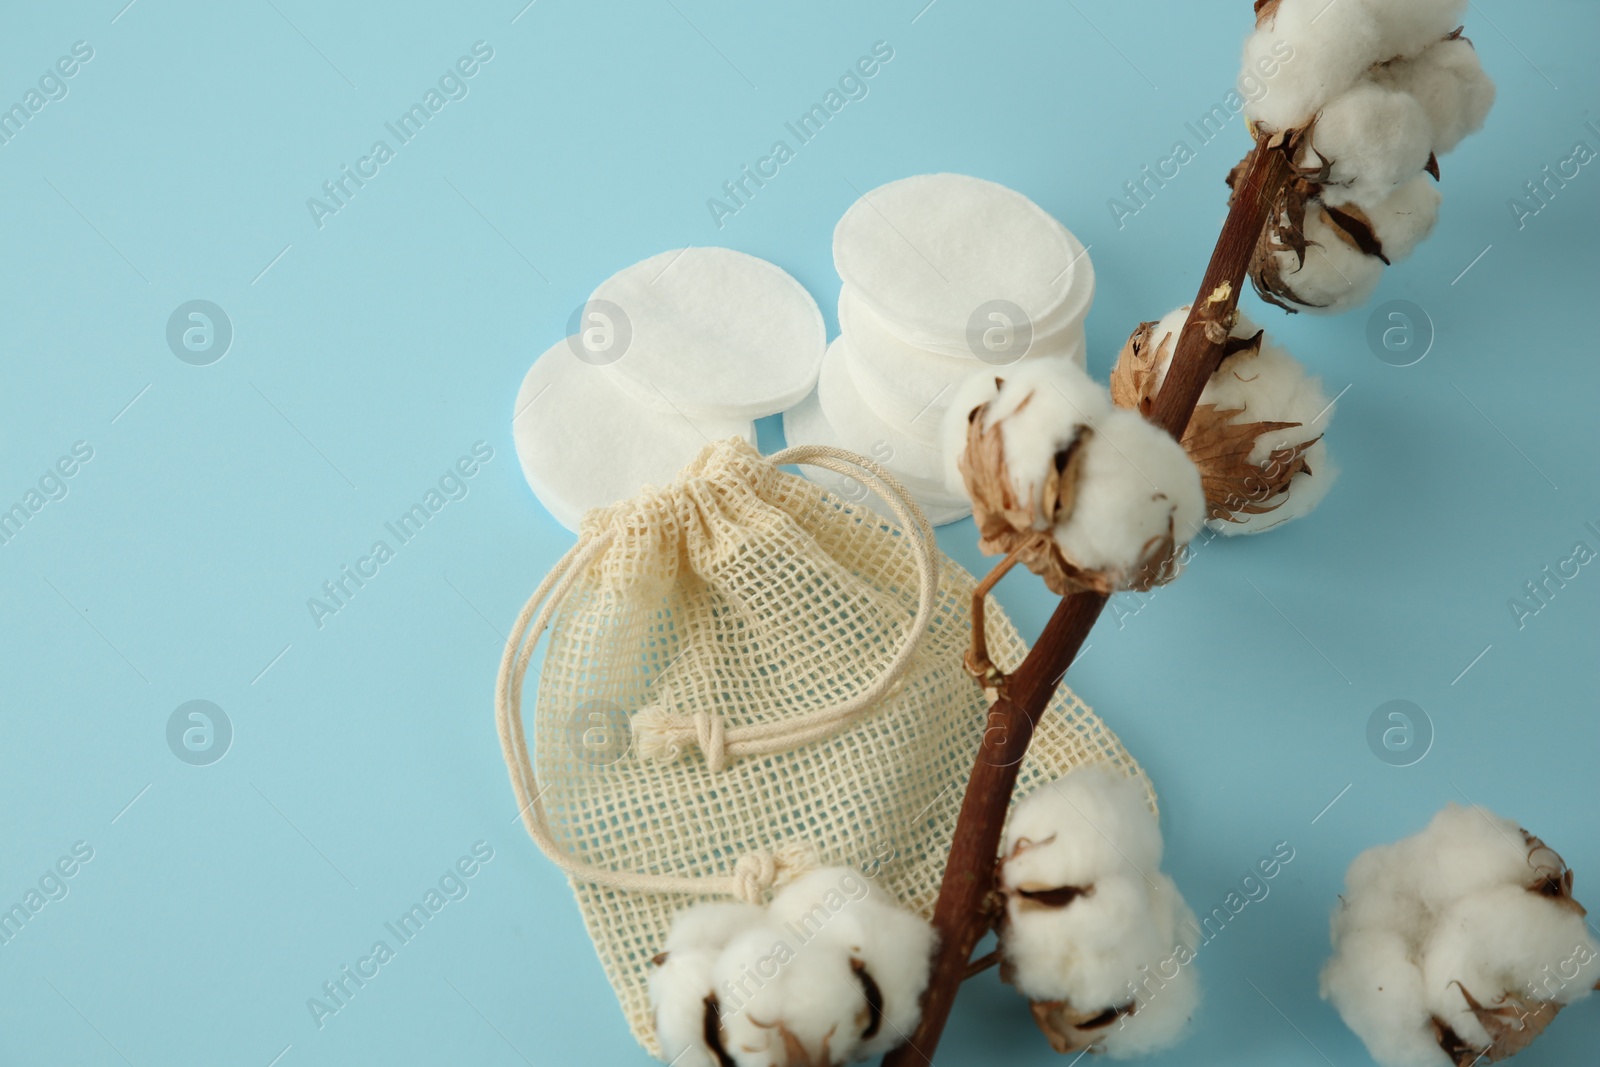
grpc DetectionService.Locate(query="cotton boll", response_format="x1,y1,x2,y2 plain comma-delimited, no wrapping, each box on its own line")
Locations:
999,767,1167,1005
1320,930,1448,1067
1367,175,1441,263
1269,203,1386,312
767,868,937,1058
1241,0,1388,133
1324,806,1596,1066
949,361,1201,594
1052,405,1205,577
714,925,868,1067
1372,36,1496,154
651,902,768,1067
1000,770,1200,1056
1309,82,1435,209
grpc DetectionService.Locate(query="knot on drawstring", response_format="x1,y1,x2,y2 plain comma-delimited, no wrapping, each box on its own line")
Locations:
730,840,820,905
631,707,728,772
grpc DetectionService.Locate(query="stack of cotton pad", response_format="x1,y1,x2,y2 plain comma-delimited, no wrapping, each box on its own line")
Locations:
783,174,1096,526
513,247,825,531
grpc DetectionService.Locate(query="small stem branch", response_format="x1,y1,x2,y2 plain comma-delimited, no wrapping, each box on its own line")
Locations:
883,137,1290,1067
967,545,1028,682
964,949,1002,980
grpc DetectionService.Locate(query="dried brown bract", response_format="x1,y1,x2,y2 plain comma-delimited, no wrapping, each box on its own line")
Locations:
1112,321,1320,525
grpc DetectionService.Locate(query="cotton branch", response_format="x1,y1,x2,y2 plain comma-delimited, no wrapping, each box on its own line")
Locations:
881,136,1292,1067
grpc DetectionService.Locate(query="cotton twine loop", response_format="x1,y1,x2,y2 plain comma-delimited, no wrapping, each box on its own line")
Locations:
731,841,820,905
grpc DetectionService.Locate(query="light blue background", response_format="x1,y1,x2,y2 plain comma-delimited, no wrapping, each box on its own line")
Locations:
1,1,1595,1065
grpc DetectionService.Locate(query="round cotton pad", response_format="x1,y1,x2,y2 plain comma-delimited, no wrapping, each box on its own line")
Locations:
513,338,755,531
839,287,1085,448
782,390,971,527
815,336,950,487
833,174,1087,350
588,247,826,420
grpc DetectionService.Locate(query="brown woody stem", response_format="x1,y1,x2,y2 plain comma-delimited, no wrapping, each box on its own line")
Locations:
964,948,1002,980
881,136,1291,1067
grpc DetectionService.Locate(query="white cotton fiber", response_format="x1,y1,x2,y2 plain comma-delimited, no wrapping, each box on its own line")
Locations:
980,360,1112,528
1356,0,1470,62
1367,175,1442,263
1002,765,1163,887
1401,804,1534,911
833,174,1087,350
1269,204,1386,313
1308,82,1435,209
1320,929,1445,1067
768,868,937,1058
714,924,867,1067
783,389,972,527
589,247,826,420
1322,804,1599,1067
1098,875,1202,1059
1052,405,1206,577
1372,36,1496,155
650,902,767,1067
512,339,755,532
1139,306,1337,535
1422,885,1600,1048
1241,0,1388,132
1241,0,1468,132
1005,873,1170,1005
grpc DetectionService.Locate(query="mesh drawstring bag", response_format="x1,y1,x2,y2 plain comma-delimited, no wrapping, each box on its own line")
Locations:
496,438,1152,1056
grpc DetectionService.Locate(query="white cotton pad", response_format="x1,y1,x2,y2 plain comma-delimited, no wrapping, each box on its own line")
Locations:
782,390,971,527
816,336,949,487
840,286,1084,448
833,174,1091,351
588,247,826,420
512,338,755,531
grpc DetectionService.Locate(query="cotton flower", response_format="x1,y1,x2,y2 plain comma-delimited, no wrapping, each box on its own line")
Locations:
651,871,936,1066
1372,35,1496,156
649,902,768,1067
998,765,1201,1058
1322,804,1600,1067
1112,306,1335,534
941,360,1205,596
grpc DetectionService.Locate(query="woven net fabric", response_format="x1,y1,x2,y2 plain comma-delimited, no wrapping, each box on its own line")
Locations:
511,438,1153,1057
